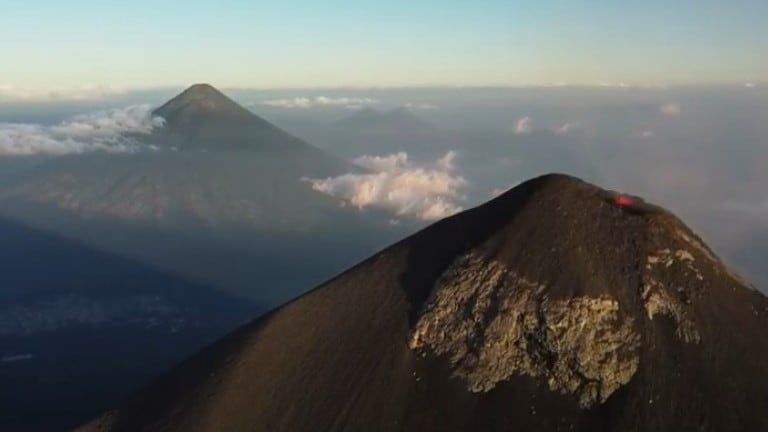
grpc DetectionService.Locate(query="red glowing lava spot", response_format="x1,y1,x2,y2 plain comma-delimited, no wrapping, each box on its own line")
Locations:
613,195,636,207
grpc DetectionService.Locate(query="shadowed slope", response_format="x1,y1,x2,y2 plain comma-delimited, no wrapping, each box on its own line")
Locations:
0,217,258,432
78,174,768,432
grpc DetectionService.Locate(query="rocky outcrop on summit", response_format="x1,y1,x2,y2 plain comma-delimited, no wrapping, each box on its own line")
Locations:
408,253,642,407
78,174,768,432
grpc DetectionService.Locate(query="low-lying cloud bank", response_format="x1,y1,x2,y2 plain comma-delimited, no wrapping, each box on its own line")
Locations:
305,151,466,220
0,85,126,102
405,102,439,110
259,96,380,110
0,105,164,156
660,103,682,116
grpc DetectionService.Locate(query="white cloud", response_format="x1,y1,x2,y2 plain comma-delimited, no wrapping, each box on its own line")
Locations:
305,151,466,220
514,116,533,134
0,105,164,156
354,152,410,172
660,103,681,116
0,85,126,102
405,102,439,110
436,150,457,171
555,121,581,135
745,83,756,88
260,96,380,109
635,130,655,138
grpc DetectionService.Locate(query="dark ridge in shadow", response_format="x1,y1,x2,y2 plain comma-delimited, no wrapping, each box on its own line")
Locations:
0,216,263,432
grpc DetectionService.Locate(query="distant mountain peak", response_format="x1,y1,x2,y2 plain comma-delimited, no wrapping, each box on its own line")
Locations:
145,84,347,159
152,84,252,128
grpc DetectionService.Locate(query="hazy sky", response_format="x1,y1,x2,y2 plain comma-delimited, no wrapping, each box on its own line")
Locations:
1,0,766,90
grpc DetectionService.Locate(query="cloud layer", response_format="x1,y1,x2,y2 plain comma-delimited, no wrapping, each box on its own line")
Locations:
0,85,126,102
259,96,380,109
0,105,164,156
660,103,682,116
405,102,439,110
305,151,466,220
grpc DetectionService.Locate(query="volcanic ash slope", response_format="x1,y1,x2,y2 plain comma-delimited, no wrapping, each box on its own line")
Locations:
78,173,768,432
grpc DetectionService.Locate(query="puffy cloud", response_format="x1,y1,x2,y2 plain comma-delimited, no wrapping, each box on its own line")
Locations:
555,121,581,135
0,85,126,102
436,150,457,171
354,152,410,172
514,116,533,134
305,151,466,220
0,105,164,156
660,103,681,116
745,83,756,88
635,130,655,138
260,96,380,109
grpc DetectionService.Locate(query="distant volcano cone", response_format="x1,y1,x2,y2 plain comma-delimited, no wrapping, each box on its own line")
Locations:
77,174,768,432
0,84,352,228
148,83,341,157
153,84,254,129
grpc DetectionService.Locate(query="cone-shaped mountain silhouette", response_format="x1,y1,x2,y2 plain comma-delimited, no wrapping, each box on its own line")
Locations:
153,84,254,126
149,83,344,158
0,84,351,227
78,174,768,432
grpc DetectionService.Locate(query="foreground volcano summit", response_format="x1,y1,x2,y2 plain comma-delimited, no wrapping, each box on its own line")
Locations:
79,174,768,432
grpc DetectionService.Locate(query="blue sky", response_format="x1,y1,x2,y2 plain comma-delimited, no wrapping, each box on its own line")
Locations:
0,0,766,89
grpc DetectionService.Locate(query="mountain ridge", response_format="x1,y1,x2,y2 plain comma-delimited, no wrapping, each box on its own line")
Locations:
77,173,768,432
152,84,254,129
147,83,346,158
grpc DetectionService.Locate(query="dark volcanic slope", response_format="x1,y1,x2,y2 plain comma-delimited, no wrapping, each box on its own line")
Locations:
78,174,768,432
